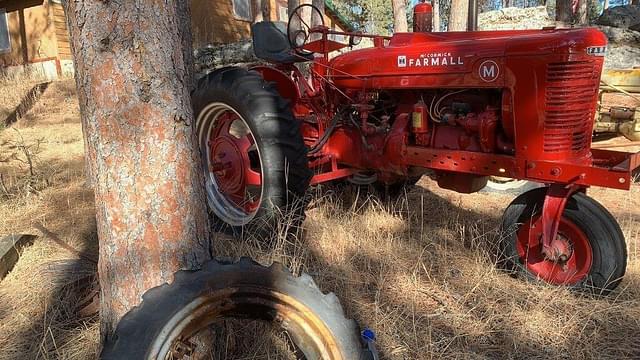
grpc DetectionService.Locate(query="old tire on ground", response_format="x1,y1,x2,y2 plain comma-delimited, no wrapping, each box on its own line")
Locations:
499,187,627,294
101,258,372,360
193,67,311,239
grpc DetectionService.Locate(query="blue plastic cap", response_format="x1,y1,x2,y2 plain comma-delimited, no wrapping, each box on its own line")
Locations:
361,328,376,341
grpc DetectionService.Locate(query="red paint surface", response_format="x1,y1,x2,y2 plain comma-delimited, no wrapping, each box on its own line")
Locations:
516,215,593,285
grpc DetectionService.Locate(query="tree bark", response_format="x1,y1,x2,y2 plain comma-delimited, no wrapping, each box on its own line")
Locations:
603,0,609,10
312,0,324,27
392,0,408,32
253,0,264,23
449,0,469,31
433,0,441,32
289,0,300,17
63,0,211,340
556,0,573,25
576,0,588,25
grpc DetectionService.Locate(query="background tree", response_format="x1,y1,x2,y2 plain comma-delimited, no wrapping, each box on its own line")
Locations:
63,0,211,340
433,0,441,31
576,0,589,24
312,0,325,26
253,0,271,22
392,0,409,32
289,0,300,18
449,0,470,30
556,0,574,25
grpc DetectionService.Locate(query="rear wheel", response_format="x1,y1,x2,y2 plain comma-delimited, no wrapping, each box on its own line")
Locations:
499,188,627,293
101,258,372,360
193,67,311,239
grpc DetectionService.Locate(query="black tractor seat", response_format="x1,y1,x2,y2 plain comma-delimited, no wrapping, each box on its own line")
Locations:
252,21,314,64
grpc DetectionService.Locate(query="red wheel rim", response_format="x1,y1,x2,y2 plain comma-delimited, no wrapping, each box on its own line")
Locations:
516,216,593,285
208,110,262,215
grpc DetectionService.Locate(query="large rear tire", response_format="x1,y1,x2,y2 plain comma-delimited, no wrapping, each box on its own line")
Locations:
101,258,372,360
499,188,627,294
193,67,311,239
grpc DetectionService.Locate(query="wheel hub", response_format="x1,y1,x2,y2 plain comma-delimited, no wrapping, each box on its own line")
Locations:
543,234,573,264
209,135,245,195
201,106,263,220
516,216,593,285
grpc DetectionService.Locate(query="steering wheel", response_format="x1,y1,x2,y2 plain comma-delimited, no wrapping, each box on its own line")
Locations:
287,4,325,55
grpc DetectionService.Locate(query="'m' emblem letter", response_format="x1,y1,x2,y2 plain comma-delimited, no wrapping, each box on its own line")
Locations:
479,60,499,82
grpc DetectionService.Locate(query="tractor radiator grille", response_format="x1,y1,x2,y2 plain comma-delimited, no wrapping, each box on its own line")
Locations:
544,61,598,153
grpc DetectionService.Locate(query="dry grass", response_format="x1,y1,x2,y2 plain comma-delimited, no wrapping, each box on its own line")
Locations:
0,78,639,359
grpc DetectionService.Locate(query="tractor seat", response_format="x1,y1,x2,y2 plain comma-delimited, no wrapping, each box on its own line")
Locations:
251,21,313,64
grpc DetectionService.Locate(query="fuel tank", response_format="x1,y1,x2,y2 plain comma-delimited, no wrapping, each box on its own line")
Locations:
328,28,608,90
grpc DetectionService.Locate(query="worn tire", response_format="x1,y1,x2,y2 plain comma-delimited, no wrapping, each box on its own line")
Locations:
499,187,627,293
101,258,372,360
193,67,311,240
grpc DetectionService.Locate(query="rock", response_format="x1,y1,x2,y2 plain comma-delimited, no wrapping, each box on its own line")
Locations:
479,6,555,30
194,40,260,72
479,6,640,70
597,25,640,45
596,26,640,69
596,5,640,29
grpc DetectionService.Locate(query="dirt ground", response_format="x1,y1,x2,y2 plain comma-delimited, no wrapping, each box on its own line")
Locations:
1,79,639,359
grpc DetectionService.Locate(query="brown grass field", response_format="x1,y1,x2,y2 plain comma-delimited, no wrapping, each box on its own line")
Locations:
0,78,639,359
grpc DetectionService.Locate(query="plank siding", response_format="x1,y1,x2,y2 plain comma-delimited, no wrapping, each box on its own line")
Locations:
51,3,71,59
191,0,253,47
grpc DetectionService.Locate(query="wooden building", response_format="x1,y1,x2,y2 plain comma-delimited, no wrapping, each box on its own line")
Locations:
0,0,354,78
191,0,355,47
0,0,72,79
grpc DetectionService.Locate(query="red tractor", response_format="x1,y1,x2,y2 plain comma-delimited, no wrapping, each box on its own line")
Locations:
192,4,640,293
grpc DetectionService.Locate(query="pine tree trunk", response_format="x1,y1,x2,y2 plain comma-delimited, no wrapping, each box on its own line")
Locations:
556,0,573,25
253,0,264,23
289,0,300,16
449,0,469,31
433,0,441,32
312,0,324,27
576,0,588,25
62,0,211,340
392,0,409,32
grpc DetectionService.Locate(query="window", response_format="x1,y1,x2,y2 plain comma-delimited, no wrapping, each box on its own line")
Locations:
0,9,10,53
278,5,288,22
232,0,252,21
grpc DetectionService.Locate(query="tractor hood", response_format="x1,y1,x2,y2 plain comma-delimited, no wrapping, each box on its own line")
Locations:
328,28,608,89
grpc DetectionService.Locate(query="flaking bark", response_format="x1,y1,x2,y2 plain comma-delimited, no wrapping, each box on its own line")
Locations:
62,0,211,340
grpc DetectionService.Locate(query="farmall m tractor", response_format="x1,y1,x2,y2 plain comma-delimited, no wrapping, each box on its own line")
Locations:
191,4,640,293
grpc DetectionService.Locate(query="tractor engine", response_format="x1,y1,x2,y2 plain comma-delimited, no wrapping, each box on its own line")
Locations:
324,27,608,192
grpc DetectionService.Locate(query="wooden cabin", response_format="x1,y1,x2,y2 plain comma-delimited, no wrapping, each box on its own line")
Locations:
0,0,354,78
0,0,72,79
190,0,355,48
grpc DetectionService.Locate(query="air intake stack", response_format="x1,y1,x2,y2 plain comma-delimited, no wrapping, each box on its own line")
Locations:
413,1,433,33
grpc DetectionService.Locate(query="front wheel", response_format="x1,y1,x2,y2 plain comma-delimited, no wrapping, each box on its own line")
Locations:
499,188,627,293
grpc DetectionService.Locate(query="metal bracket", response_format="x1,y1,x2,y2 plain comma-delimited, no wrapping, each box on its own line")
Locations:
540,183,581,262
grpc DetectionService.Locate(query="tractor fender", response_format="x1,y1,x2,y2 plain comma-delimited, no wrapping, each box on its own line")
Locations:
250,65,300,106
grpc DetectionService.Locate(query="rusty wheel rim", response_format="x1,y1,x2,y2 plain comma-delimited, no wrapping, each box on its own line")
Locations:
148,288,344,360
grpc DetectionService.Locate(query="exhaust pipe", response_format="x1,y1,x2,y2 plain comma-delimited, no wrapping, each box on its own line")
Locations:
467,0,478,31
